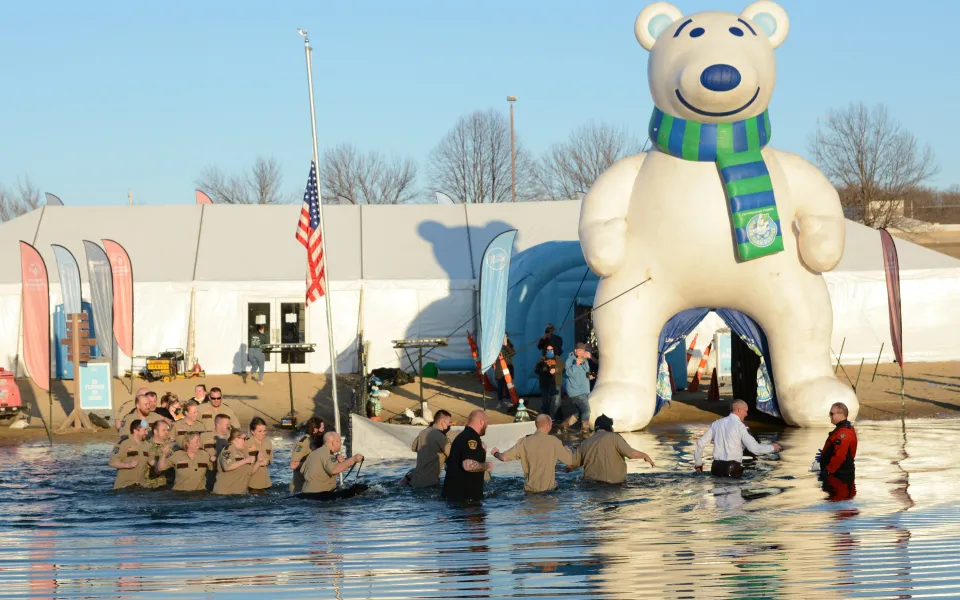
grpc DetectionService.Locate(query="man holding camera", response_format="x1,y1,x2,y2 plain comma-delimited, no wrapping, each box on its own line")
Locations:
538,324,563,356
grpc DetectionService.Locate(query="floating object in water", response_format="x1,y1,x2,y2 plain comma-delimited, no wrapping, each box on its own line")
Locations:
297,483,369,502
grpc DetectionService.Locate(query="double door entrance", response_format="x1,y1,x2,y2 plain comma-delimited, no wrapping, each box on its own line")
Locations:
245,299,308,372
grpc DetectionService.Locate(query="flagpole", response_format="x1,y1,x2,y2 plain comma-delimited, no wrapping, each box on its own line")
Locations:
299,29,341,437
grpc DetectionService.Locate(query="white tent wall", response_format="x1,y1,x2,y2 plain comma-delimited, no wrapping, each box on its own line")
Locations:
4,203,960,380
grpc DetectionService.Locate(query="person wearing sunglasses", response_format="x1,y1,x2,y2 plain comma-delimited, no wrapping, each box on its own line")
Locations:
199,387,239,429
818,402,857,479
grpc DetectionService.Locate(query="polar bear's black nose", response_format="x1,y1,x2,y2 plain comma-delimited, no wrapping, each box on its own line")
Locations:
700,64,741,92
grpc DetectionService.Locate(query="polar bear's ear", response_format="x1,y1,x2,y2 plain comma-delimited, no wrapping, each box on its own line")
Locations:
741,1,790,48
635,2,684,51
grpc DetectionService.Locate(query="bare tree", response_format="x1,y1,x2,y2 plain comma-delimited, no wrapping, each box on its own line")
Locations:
811,103,938,229
321,143,419,204
537,122,642,200
428,108,539,204
196,156,291,204
0,176,43,223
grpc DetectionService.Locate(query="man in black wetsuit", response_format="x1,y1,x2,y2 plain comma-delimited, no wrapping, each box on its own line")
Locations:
441,409,493,501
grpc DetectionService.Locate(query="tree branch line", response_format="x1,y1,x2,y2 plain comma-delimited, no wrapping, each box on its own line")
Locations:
2,102,954,232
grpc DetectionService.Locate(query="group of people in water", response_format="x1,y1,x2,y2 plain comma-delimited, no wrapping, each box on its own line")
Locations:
109,383,857,502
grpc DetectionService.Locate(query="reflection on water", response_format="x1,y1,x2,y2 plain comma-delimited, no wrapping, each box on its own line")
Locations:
1,420,959,598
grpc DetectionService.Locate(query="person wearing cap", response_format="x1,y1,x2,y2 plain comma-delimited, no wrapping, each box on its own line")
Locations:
246,417,273,492
569,415,655,484
491,414,577,493
172,401,208,450
289,417,325,493
169,432,214,492
302,432,363,493
213,428,265,495
693,399,782,478
563,343,595,433
199,387,240,429
109,419,152,489
142,420,176,489
119,393,165,435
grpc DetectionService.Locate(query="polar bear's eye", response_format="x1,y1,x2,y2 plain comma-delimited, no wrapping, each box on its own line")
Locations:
729,26,744,37
690,27,705,38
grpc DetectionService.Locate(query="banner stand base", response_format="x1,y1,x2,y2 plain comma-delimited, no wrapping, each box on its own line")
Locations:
56,407,98,434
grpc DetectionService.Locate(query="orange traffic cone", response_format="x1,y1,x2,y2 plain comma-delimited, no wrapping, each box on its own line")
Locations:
707,368,720,402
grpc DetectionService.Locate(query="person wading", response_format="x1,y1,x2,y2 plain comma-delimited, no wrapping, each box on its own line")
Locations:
694,400,782,478
172,400,207,450
492,414,577,493
199,387,239,429
289,417,325,493
109,420,152,489
569,415,655,484
442,410,493,502
818,402,857,479
213,428,264,495
301,432,363,493
246,417,273,493
169,432,214,492
399,410,453,488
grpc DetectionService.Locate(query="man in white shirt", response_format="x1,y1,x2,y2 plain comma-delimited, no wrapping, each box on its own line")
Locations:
694,400,782,478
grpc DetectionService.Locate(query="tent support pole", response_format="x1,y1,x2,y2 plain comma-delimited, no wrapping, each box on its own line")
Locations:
834,338,845,373
871,343,884,382
854,358,865,392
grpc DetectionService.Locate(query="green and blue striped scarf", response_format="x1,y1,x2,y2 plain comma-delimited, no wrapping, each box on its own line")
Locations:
648,107,783,261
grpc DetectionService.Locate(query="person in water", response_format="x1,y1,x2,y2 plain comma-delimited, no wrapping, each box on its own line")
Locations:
399,409,453,488
694,400,782,478
109,419,151,489
172,400,207,450
818,402,857,479
492,414,577,493
301,432,363,493
169,432,214,492
213,428,264,495
289,417,326,493
442,410,493,502
246,417,273,493
568,414,654,484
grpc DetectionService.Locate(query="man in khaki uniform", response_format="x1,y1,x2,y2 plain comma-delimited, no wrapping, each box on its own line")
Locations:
302,432,363,493
172,401,207,450
109,419,152,489
289,417,325,492
399,410,453,488
143,420,176,489
201,414,233,491
570,415,655,484
199,387,239,429
169,432,214,492
114,386,149,431
119,394,164,436
491,414,578,493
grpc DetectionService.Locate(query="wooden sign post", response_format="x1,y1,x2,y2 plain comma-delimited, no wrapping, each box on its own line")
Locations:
56,312,98,433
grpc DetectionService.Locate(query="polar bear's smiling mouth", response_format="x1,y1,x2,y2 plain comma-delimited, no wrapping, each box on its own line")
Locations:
675,87,761,118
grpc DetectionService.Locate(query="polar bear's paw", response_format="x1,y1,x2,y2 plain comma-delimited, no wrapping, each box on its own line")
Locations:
588,381,656,432
779,375,860,427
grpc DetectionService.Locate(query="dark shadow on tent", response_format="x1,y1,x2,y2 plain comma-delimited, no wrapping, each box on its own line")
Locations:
232,343,248,375
399,219,515,375
309,340,358,436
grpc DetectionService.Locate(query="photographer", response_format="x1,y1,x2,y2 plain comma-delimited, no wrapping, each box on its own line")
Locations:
537,324,563,356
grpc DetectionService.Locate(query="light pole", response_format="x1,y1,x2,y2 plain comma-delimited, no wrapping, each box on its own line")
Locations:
507,96,517,203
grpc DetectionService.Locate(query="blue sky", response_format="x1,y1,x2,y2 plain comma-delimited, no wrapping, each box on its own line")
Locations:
1,0,957,206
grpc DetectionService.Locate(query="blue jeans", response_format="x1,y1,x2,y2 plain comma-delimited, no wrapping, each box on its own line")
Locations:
248,348,265,380
540,390,561,420
568,394,590,424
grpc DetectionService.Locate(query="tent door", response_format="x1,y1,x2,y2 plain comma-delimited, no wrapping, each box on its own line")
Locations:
244,299,309,373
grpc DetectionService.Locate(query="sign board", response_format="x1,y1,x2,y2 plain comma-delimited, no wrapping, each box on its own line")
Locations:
79,359,112,411
284,312,297,324
714,329,732,379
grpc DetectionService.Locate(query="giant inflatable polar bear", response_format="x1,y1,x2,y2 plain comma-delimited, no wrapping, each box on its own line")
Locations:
580,1,859,430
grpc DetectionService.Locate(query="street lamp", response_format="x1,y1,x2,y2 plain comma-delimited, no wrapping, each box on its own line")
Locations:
507,96,517,203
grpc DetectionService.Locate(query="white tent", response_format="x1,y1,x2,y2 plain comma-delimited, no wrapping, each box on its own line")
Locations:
0,201,957,382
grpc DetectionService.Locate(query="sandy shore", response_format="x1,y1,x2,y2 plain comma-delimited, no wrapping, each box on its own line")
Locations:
1,359,957,443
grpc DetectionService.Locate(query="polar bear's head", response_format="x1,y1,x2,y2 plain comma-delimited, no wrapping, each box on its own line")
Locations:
636,1,788,123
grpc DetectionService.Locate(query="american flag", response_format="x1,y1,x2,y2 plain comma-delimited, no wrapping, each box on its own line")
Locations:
296,160,325,303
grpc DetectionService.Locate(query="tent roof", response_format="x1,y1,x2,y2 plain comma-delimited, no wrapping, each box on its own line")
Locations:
0,201,955,285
